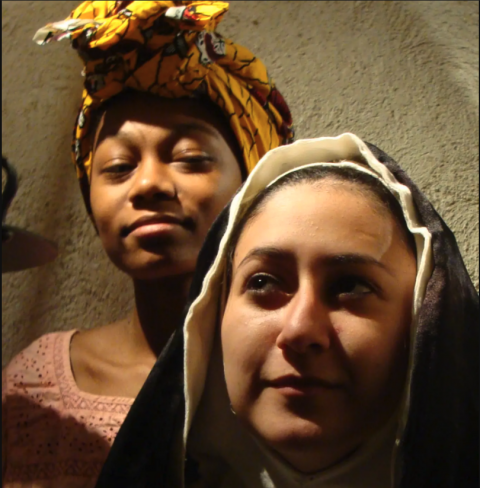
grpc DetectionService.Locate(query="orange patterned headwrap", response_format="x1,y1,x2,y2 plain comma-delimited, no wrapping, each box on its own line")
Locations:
34,1,294,213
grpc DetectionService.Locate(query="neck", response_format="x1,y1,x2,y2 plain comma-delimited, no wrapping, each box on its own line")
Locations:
269,413,400,476
277,442,361,475
127,273,192,359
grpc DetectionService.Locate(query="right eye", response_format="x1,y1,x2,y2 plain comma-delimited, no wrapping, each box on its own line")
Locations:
245,273,286,295
102,162,135,177
243,273,291,309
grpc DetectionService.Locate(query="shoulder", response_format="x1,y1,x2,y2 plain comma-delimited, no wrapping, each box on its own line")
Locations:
70,321,130,396
2,330,77,399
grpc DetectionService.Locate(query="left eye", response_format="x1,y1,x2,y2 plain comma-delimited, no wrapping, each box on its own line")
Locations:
173,155,214,172
183,156,209,163
330,276,373,297
176,155,214,166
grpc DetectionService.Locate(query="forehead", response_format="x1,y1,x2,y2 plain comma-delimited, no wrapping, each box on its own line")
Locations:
234,182,401,264
94,91,236,149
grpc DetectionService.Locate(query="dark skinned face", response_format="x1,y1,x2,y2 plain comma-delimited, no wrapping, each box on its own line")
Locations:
90,93,243,281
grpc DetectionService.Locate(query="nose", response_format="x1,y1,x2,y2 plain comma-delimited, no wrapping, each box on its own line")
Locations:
128,156,176,204
276,281,332,354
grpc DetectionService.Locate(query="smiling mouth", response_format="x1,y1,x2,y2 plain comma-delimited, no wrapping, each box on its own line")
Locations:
267,375,342,394
121,215,194,238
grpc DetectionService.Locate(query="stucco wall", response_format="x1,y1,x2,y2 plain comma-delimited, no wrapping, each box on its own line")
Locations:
2,1,478,367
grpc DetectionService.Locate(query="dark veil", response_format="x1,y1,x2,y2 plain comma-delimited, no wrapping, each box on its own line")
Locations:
95,140,479,488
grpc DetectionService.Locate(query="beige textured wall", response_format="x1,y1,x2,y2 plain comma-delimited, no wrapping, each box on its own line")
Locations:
2,1,478,367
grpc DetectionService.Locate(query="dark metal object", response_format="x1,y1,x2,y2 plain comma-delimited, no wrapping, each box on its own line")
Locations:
2,156,58,273
2,156,18,225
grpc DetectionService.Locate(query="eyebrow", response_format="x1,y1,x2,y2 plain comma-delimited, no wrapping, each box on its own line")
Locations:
235,247,392,275
236,246,295,271
323,253,393,275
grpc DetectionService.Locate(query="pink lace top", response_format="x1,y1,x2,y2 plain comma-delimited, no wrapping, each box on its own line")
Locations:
2,330,134,488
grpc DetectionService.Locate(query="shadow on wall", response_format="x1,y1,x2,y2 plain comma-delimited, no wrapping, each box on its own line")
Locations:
223,0,478,283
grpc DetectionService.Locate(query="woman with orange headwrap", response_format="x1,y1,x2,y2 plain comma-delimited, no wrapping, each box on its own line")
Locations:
2,2,294,487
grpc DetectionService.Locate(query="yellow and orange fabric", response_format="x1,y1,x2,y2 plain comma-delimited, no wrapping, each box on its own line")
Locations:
34,1,294,212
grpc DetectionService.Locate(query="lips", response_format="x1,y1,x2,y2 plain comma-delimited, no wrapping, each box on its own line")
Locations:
122,214,186,238
267,375,342,392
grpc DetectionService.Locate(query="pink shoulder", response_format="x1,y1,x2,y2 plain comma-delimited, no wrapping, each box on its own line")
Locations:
2,330,76,398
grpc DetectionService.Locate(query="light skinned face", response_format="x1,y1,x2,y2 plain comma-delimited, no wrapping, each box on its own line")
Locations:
221,180,417,473
89,93,243,280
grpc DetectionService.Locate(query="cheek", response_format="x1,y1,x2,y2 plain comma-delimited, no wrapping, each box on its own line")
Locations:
336,313,409,396
221,301,276,407
184,172,240,227
89,185,122,242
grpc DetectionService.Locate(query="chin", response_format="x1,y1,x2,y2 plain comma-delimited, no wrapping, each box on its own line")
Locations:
256,416,363,475
114,251,196,281
249,409,327,453
268,420,326,450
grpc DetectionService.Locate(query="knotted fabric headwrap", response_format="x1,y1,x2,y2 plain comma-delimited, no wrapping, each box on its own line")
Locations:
34,1,294,214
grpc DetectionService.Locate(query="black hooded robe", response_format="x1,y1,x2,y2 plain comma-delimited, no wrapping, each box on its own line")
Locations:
94,134,479,488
